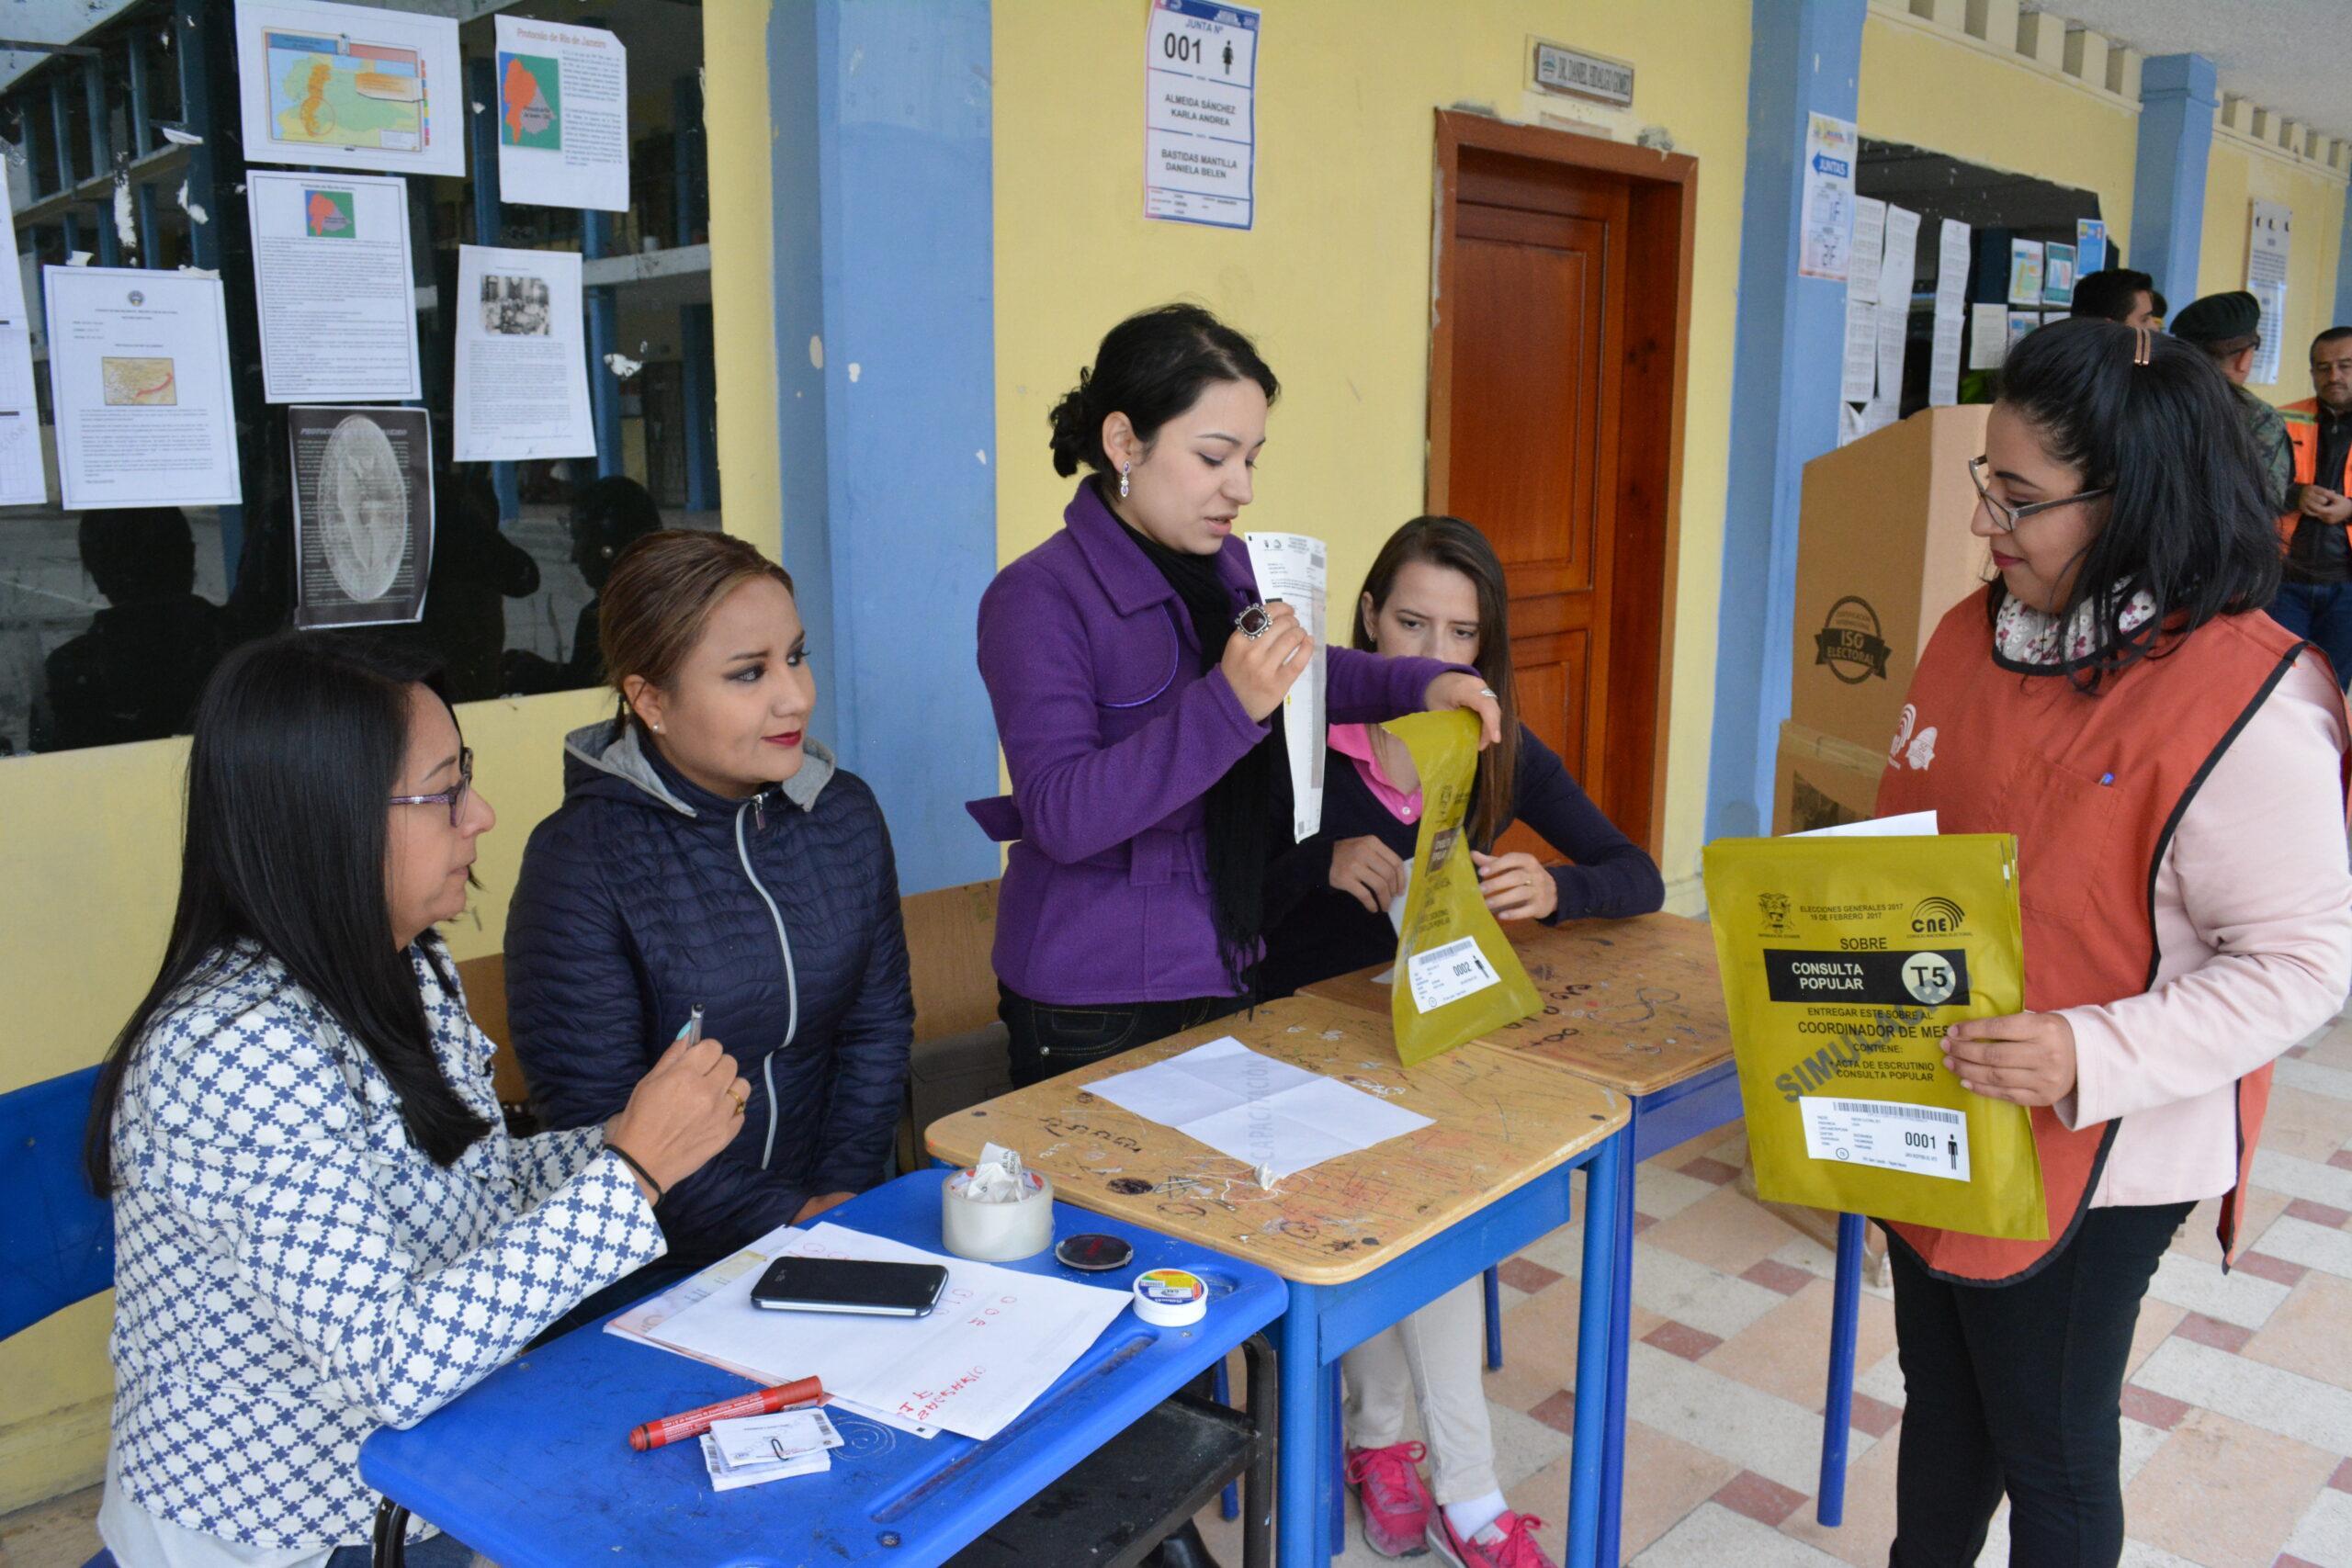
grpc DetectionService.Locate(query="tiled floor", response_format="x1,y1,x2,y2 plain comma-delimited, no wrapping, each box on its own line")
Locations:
11,1010,2352,1568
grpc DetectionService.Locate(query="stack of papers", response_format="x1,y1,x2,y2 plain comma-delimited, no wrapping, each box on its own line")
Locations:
1085,1036,1433,1181
644,1224,1129,1442
700,1409,840,1493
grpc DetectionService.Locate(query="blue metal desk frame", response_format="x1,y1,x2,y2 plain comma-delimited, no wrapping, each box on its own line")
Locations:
359,1174,1288,1568
1587,1060,1864,1565
1278,1126,1629,1568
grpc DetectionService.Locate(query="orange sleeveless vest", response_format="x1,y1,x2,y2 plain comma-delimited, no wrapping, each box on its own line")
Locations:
1876,588,2320,1284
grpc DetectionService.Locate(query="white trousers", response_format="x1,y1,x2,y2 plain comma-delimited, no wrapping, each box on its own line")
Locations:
1339,1278,1500,1503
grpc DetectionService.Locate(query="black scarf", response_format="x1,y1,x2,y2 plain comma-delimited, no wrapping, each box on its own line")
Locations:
1114,498,1279,994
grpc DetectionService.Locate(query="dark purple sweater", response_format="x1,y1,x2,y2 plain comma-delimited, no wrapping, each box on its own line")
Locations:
1258,723,1666,998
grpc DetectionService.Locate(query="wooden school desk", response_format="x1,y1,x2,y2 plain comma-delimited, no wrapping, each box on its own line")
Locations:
924,994,1631,1568
359,1171,1287,1568
1305,912,1871,1559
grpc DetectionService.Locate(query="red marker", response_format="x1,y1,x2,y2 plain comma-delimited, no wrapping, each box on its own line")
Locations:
627,1376,825,1451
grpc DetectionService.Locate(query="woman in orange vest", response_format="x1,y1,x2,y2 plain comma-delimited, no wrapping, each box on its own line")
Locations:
1875,317,2351,1565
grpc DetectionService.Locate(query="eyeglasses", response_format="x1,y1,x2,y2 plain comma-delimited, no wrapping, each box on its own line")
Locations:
1967,456,2111,535
389,748,473,828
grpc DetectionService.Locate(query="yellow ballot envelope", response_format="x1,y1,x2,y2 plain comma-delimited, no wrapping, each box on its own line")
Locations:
1702,834,2047,1240
1385,710,1542,1066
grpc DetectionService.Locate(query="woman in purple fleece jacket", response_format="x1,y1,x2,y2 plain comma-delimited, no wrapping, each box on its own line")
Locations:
971,304,1498,1089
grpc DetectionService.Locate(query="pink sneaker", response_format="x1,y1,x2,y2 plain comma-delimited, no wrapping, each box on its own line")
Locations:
1430,1510,1555,1568
1343,1441,1433,1558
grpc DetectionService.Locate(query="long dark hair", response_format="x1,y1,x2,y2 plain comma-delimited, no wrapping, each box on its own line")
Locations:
85,633,493,1190
1355,517,1523,851
1990,317,2281,691
1047,303,1280,477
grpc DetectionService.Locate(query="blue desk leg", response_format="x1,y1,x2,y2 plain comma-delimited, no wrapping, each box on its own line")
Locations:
1484,1266,1504,1370
1594,1100,1642,1568
1329,1362,1346,1549
1278,1281,1326,1566
1816,1212,1868,1527
1566,1132,1625,1568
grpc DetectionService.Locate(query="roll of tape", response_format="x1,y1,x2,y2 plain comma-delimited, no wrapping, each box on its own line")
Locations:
1131,1268,1207,1327
940,1168,1055,1261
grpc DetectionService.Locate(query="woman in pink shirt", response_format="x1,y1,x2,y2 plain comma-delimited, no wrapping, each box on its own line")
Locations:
1875,318,2351,1565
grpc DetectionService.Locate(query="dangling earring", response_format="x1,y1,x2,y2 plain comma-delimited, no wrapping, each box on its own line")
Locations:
1118,462,1131,500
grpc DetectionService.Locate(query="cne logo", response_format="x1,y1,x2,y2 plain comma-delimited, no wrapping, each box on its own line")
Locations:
1911,897,1965,934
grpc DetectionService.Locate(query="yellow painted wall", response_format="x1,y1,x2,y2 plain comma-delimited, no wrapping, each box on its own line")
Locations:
2198,136,2348,404
0,4,779,1515
1858,14,2140,250
990,0,1754,897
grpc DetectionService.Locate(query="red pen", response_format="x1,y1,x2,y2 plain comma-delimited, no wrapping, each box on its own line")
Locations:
627,1375,825,1451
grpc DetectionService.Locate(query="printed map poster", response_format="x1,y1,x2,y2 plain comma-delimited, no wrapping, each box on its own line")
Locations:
245,169,422,402
493,15,629,212
43,266,243,511
235,0,464,177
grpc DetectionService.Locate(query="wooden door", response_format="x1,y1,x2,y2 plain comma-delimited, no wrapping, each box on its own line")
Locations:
1439,152,1629,858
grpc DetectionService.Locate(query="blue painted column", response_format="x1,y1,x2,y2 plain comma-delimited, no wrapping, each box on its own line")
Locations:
2334,191,2352,333
768,0,1001,893
2130,54,2218,310
1702,0,1866,846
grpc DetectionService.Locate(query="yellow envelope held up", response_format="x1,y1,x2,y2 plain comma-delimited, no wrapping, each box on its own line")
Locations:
1702,834,2047,1241
1385,710,1542,1066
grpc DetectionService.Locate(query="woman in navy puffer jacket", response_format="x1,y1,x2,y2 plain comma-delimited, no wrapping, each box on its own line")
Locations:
507,530,911,1273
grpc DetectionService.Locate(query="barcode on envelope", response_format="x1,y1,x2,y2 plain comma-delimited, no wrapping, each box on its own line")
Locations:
1835,1101,1960,1124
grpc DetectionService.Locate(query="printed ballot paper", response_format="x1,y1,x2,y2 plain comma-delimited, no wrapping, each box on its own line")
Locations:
1088,1035,1433,1181
648,1224,1128,1443
1383,710,1542,1066
1702,833,2046,1240
1245,531,1327,841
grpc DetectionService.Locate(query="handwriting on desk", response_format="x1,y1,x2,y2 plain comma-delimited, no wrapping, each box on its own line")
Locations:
1042,1117,1142,1153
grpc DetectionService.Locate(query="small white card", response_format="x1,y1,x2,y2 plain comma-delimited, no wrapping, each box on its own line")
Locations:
699,1430,829,1493
709,1409,842,1469
1407,936,1501,1013
1799,1096,1970,1182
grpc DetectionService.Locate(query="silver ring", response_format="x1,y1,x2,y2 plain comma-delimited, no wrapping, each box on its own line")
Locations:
1477,687,1497,699
1235,604,1273,641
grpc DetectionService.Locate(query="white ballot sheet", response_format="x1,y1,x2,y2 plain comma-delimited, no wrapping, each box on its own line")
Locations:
1846,197,1886,306
648,1224,1128,1443
235,0,464,176
493,15,630,212
1841,291,1878,403
246,170,422,402
1086,1035,1434,1181
1245,532,1328,841
453,243,594,461
1791,810,1939,839
1873,205,1919,407
44,266,242,510
1969,302,2009,370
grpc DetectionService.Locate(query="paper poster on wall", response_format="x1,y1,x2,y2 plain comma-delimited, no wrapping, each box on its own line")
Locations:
0,178,44,503
452,243,594,462
492,14,629,212
290,405,433,629
2007,241,2044,306
42,265,243,511
1929,219,1970,407
1798,112,1859,281
1874,205,1920,406
245,170,422,403
234,0,464,177
2007,310,2041,352
2041,242,2077,307
1969,302,2009,370
1841,290,1878,402
2075,218,2107,277
2247,200,2293,386
1143,0,1259,231
1847,197,1887,306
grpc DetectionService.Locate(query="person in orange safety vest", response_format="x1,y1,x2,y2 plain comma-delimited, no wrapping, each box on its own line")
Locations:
2274,326,2352,688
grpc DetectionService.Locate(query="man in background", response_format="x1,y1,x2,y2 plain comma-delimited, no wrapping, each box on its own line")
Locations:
2071,267,2165,328
2171,290,2294,513
2276,327,2352,687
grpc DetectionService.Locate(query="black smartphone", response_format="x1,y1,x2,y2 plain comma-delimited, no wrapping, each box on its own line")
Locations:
751,1257,949,1317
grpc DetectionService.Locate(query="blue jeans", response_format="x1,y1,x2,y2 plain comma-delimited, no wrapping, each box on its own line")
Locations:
2270,581,2352,687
